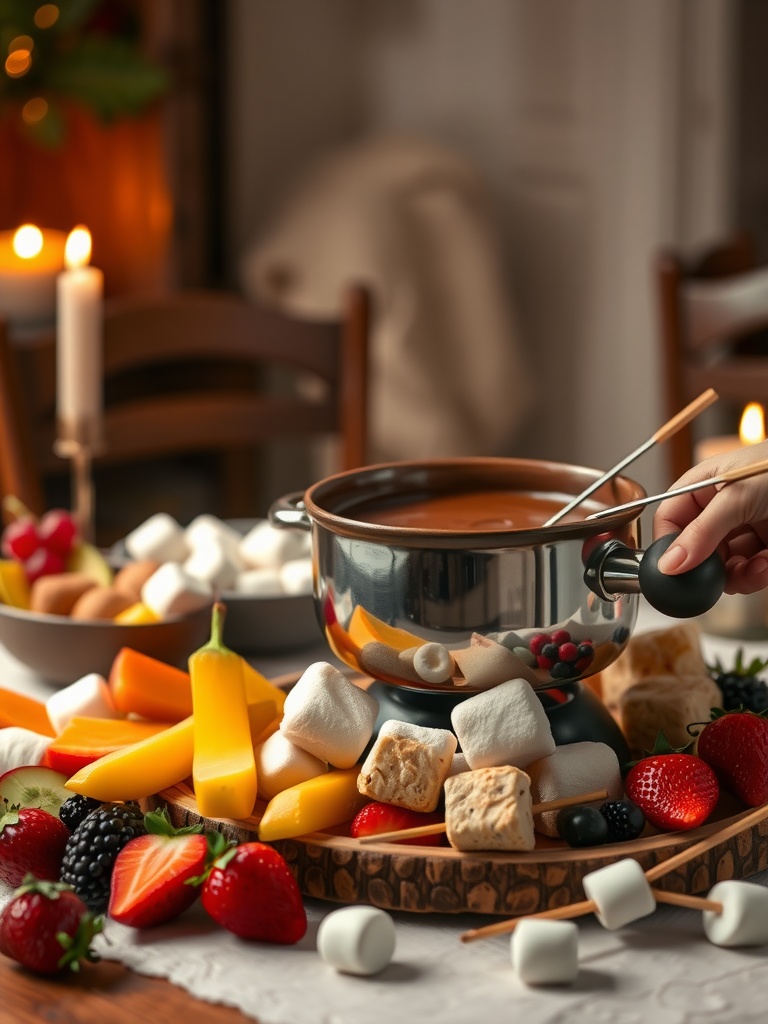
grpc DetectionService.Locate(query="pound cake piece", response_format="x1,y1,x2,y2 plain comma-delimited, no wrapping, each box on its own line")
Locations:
619,673,721,754
444,765,535,852
357,719,457,812
600,622,708,709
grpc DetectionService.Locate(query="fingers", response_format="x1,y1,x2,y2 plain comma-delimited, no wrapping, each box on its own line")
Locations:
724,555,768,595
654,485,752,575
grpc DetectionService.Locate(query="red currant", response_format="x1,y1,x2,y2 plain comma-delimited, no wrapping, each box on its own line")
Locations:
37,509,78,557
24,547,66,584
529,633,551,656
551,629,572,646
558,642,579,663
1,517,40,562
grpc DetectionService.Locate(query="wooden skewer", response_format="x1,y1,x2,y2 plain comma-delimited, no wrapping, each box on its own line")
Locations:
355,789,609,845
460,887,724,943
544,388,718,526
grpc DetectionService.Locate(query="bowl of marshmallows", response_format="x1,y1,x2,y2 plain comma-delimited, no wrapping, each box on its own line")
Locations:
119,512,320,655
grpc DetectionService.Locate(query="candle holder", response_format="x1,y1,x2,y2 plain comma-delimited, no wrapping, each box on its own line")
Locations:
54,417,103,544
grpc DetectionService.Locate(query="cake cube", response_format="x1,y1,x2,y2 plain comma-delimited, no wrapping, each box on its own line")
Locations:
527,741,623,837
451,678,555,770
619,673,722,753
357,719,457,812
280,662,378,769
444,765,535,852
600,622,707,709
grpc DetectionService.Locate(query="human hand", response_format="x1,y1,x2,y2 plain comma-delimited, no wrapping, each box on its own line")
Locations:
652,439,768,595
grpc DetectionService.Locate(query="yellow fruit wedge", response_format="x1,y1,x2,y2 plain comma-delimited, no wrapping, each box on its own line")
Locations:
0,560,31,609
243,661,287,713
67,541,114,586
347,606,425,653
258,767,368,842
113,601,160,624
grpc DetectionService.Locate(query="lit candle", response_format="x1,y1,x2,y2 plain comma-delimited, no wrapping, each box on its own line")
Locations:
0,224,66,328
56,226,104,439
694,402,766,463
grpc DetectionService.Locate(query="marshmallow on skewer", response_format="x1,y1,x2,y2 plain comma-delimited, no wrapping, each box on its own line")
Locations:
527,741,623,837
702,881,768,947
511,919,579,986
317,906,396,976
581,859,657,931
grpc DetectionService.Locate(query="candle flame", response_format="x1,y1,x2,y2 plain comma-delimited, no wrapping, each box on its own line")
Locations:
739,403,765,445
64,226,92,270
12,224,43,259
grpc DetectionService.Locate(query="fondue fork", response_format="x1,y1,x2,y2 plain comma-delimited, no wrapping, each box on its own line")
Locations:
544,388,719,526
587,456,768,520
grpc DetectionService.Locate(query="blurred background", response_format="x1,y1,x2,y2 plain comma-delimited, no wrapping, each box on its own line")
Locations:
2,0,767,538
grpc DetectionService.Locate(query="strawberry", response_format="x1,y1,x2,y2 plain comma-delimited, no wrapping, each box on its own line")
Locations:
0,876,102,974
201,840,307,944
350,801,444,846
696,710,768,807
625,753,719,831
0,806,70,887
108,808,209,928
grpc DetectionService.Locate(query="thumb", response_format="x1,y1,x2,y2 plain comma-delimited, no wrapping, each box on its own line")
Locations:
656,494,738,574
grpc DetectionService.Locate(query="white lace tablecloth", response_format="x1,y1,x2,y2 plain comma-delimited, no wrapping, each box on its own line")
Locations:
1,602,767,1024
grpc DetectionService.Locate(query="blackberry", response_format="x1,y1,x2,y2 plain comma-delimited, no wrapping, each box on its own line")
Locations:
59,794,102,832
599,799,645,842
60,802,147,913
710,650,768,713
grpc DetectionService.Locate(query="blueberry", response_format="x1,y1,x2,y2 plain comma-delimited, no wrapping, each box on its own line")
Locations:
556,805,609,847
541,642,559,661
551,660,579,680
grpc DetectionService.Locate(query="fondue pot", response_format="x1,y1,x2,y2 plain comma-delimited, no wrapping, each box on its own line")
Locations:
271,458,726,759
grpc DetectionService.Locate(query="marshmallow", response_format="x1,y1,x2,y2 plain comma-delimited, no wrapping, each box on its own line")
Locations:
184,515,245,560
582,858,656,930
452,634,538,689
140,562,213,618
317,906,396,976
511,919,579,985
234,567,284,596
124,513,189,564
448,752,471,777
279,557,314,596
255,731,327,801
358,642,422,684
412,643,455,684
281,662,378,769
239,520,307,569
0,727,51,775
527,741,623,837
183,540,241,592
45,673,117,735
444,766,535,852
451,678,556,770
702,881,768,947
357,719,457,812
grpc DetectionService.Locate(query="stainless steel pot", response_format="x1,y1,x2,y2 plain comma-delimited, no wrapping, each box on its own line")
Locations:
271,458,725,693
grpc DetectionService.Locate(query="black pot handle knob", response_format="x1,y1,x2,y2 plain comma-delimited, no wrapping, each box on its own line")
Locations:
638,533,726,618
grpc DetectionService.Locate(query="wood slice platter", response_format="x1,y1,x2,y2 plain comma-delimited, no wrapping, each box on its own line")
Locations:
159,672,768,918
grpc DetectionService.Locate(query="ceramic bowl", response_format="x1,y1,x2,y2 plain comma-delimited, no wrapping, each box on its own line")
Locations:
218,589,320,654
0,601,213,687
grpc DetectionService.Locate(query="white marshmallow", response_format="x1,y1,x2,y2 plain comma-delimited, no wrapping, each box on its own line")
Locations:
183,540,241,592
527,741,623,837
448,751,471,777
357,719,457,813
0,727,51,775
239,520,307,569
511,919,579,985
703,881,768,947
281,662,379,769
412,643,455,684
255,731,327,801
45,673,117,735
141,562,213,618
317,906,396,976
451,678,555,770
234,567,284,597
124,513,189,564
582,858,656,931
184,515,245,560
279,557,314,596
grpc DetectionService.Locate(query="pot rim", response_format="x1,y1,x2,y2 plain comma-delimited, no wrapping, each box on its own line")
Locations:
303,456,647,549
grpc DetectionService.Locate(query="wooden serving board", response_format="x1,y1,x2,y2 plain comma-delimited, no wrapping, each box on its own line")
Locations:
159,671,768,918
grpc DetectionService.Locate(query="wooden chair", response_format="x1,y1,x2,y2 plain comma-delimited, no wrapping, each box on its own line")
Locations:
656,231,768,482
0,286,370,544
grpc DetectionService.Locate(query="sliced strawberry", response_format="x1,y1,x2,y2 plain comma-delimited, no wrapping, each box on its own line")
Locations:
108,808,208,928
624,753,719,832
201,841,307,944
696,710,768,806
350,801,444,846
0,806,70,887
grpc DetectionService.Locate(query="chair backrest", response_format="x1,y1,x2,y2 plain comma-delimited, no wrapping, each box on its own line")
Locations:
0,286,370,541
655,232,768,481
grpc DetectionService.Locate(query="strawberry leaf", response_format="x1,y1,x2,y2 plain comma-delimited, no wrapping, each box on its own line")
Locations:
144,806,203,838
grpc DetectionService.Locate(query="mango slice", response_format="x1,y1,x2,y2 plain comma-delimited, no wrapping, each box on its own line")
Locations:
0,560,30,609
347,606,424,653
258,767,368,842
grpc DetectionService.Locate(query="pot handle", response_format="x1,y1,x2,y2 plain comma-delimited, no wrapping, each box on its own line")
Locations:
584,532,726,618
268,492,312,533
